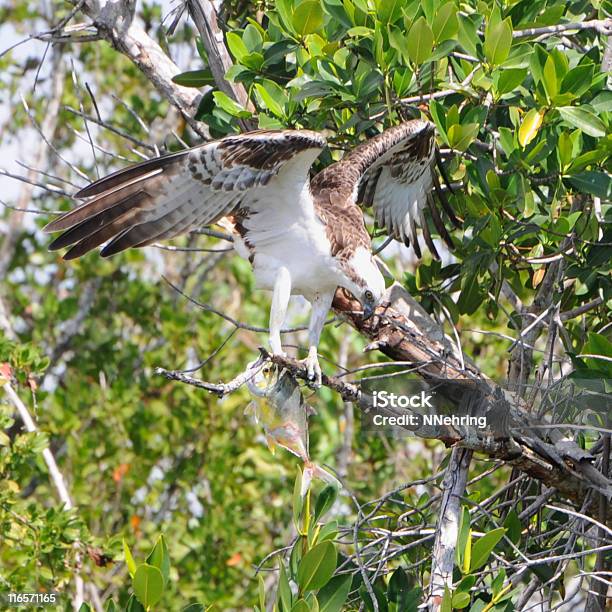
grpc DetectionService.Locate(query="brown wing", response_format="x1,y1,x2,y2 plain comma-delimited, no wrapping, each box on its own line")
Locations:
312,120,459,259
44,130,326,260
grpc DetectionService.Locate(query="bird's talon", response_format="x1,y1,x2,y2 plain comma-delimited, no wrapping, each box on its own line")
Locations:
302,351,322,388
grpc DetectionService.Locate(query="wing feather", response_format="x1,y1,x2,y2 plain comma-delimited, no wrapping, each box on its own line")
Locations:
45,130,326,259
312,120,459,259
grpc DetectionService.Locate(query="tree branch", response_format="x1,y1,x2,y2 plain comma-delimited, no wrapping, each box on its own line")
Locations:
80,0,209,138
513,18,612,39
186,0,255,131
156,282,611,514
428,448,472,611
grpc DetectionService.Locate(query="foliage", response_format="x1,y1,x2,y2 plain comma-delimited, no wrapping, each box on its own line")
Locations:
0,0,610,610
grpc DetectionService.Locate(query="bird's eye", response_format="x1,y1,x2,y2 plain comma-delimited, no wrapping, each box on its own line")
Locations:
364,290,374,301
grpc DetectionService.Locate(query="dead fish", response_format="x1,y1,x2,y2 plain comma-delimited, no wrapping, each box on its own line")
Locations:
246,362,340,495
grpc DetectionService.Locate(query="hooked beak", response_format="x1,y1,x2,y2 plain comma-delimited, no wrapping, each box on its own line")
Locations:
362,302,375,320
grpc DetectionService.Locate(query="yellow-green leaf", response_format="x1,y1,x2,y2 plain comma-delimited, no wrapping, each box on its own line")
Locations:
518,109,544,147
133,564,164,609
432,3,458,42
447,123,479,152
407,17,434,65
123,539,137,578
292,1,324,36
484,18,512,66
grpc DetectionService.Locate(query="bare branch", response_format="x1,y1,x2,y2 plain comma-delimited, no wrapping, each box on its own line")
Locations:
428,449,472,610
79,0,209,138
186,0,255,131
513,18,612,39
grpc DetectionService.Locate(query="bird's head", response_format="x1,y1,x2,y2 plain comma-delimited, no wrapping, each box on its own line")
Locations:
339,247,386,319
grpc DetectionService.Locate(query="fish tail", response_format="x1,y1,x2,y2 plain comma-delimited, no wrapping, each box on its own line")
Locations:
302,462,341,496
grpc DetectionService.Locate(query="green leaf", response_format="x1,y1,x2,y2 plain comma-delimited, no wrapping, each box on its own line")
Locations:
278,562,293,611
226,32,248,61
297,541,337,592
557,131,572,169
133,564,164,609
181,605,206,612
447,123,479,152
78,604,92,612
469,528,506,572
376,0,403,23
388,26,409,63
255,82,286,118
590,91,612,113
451,591,471,609
561,64,594,97
123,539,137,578
258,573,266,611
387,566,410,602
318,574,352,612
503,510,522,545
463,529,472,574
541,55,559,102
518,109,544,147
347,26,373,37
317,520,338,543
104,600,117,612
276,0,296,33
393,67,413,96
493,68,527,96
432,2,458,42
292,599,309,612
360,584,388,612
243,24,263,52
441,587,452,612
313,485,338,523
498,126,516,156
429,99,447,139
146,535,170,587
567,171,612,199
292,1,324,36
171,70,214,88
557,106,606,138
457,273,482,316
457,14,479,57
406,17,434,66
484,18,512,66
125,595,145,612
213,91,251,118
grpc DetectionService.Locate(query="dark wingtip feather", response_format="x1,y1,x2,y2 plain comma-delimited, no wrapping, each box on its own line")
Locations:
427,193,454,250
421,213,440,260
435,146,455,195
432,170,461,229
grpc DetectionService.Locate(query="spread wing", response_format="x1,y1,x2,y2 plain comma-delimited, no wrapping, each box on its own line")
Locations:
44,130,326,260
312,120,459,259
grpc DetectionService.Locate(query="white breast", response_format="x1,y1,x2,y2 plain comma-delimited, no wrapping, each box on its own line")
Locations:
239,181,339,299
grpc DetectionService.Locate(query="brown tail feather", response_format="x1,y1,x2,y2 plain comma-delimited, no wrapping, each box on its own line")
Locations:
75,152,185,198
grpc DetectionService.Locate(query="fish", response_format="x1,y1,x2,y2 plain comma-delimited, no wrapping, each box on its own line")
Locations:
246,362,340,495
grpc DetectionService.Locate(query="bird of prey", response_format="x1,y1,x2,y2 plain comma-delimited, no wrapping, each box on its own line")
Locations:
44,119,457,385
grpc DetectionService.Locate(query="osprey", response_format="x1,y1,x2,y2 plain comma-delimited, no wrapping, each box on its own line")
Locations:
44,120,457,384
